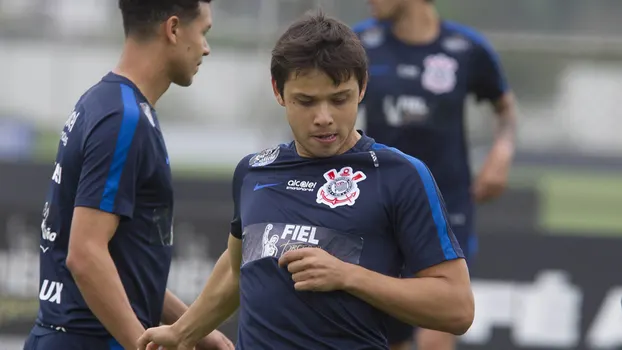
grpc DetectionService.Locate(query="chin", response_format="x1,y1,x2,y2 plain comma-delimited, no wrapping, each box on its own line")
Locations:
369,7,386,19
173,77,193,87
370,11,383,19
375,12,394,21
171,70,195,87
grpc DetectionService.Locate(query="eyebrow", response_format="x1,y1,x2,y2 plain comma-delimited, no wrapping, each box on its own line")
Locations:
293,89,353,99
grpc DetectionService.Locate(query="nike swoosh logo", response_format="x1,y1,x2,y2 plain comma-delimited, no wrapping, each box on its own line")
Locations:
254,183,281,191
40,245,49,253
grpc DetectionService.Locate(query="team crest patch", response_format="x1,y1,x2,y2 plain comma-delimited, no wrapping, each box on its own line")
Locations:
249,146,280,167
316,167,367,208
422,53,458,95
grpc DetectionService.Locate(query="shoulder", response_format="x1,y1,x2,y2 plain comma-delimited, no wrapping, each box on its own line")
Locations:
77,81,148,133
372,143,427,172
78,80,125,115
442,20,496,53
372,143,435,189
352,18,380,34
352,18,389,49
246,143,286,168
233,143,286,179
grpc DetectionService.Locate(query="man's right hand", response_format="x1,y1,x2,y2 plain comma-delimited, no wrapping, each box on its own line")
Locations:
136,325,193,350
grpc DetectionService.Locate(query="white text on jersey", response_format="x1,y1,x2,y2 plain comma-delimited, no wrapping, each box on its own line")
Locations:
280,225,319,244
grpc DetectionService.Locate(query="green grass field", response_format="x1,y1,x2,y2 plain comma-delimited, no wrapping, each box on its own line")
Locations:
510,167,622,236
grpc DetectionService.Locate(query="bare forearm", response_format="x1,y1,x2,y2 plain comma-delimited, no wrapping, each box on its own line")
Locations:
496,111,516,141
343,264,473,335
161,289,189,325
69,252,144,349
493,93,518,150
174,251,240,344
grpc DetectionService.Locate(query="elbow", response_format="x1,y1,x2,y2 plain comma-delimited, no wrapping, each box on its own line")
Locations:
66,246,99,278
448,309,474,336
65,251,86,277
447,289,475,335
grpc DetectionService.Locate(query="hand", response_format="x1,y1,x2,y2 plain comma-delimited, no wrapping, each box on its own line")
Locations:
278,247,351,292
473,145,512,204
196,330,235,350
136,325,193,350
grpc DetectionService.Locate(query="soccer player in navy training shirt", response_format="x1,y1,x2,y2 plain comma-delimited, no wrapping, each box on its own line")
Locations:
353,1,518,350
137,11,474,350
23,1,233,350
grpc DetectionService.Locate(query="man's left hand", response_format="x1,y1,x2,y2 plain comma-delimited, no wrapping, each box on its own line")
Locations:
278,248,351,292
196,330,235,350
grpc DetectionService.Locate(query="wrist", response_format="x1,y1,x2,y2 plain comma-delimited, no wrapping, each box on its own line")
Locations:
171,320,197,345
493,136,515,156
122,322,146,349
341,263,365,293
487,141,514,169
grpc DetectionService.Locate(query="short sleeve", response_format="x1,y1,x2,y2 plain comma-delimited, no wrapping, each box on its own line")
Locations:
230,155,252,239
468,34,509,103
74,97,144,219
392,155,464,274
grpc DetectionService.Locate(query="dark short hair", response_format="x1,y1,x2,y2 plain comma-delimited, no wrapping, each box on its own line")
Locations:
271,10,368,96
119,0,211,38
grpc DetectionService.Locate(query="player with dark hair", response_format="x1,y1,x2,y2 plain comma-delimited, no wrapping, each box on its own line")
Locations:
353,1,518,349
23,1,233,349
136,10,474,350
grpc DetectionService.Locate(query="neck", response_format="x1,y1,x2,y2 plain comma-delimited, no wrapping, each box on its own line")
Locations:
338,129,362,154
391,1,440,45
113,38,171,106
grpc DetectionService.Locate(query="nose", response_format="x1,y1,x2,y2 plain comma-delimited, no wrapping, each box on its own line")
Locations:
313,102,334,126
203,40,211,57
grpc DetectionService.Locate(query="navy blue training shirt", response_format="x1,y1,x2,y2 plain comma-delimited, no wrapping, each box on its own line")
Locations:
36,72,174,336
230,133,464,349
353,19,509,234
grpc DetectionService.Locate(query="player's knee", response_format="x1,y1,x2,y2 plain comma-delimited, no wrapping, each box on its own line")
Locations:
416,329,457,350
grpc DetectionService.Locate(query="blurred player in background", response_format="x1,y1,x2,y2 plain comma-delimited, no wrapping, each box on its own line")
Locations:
353,0,518,349
136,10,474,350
23,1,233,349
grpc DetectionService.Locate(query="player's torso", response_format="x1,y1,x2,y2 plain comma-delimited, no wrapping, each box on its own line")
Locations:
122,101,175,248
235,142,397,349
240,148,400,275
358,21,474,200
37,78,174,335
108,100,175,329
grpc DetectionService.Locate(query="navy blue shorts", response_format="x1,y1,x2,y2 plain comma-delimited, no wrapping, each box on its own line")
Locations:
385,232,478,345
23,325,123,350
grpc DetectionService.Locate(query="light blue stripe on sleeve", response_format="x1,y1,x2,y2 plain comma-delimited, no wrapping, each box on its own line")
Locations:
99,84,140,212
372,143,458,260
108,338,123,350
